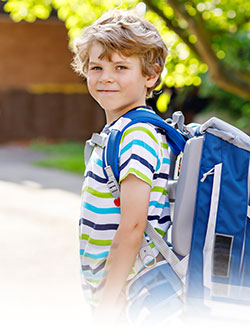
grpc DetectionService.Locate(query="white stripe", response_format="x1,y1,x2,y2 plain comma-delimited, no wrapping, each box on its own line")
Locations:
80,119,171,291
247,205,250,219
203,163,223,290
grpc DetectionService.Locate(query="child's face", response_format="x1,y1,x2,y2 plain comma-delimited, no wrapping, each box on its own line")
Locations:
87,42,152,124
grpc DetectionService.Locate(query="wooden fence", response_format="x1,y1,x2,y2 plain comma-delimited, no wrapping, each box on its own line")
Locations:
0,90,105,143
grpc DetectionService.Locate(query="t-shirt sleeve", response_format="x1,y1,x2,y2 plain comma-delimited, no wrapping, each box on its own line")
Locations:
119,123,161,186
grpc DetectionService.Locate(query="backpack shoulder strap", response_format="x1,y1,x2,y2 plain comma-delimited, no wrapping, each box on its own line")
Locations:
103,109,186,183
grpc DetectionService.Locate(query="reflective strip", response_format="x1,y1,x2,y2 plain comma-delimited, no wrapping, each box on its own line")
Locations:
211,282,250,302
247,205,250,219
203,163,223,290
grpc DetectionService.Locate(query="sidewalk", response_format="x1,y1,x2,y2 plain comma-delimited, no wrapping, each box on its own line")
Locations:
0,146,92,328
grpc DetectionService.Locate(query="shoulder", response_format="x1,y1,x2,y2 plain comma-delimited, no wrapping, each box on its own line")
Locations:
120,122,162,147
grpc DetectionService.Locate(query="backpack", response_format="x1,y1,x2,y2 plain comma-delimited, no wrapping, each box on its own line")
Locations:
176,117,250,303
169,114,250,327
84,108,250,323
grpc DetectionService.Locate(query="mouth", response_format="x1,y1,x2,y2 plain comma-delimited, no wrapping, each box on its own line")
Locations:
97,90,119,93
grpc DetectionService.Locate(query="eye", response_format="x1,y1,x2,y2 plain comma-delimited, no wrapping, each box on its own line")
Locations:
90,66,102,71
116,65,127,70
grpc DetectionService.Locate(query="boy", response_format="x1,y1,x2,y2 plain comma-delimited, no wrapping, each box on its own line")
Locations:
73,9,169,322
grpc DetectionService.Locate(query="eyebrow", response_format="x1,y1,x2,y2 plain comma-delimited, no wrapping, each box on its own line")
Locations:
88,61,101,66
89,60,131,65
112,60,131,64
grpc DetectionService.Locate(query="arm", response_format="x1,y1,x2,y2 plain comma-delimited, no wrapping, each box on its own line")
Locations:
94,173,151,320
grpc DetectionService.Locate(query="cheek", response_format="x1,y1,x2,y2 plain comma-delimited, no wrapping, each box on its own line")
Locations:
87,76,95,92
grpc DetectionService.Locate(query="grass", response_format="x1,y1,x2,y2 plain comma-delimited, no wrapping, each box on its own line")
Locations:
30,140,85,174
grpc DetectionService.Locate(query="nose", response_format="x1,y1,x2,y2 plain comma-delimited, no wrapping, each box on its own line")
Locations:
99,69,114,83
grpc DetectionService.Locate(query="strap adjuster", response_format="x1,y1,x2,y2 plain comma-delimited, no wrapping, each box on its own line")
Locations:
104,165,120,201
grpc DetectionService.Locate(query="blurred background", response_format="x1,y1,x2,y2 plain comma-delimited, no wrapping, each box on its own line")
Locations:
0,0,249,328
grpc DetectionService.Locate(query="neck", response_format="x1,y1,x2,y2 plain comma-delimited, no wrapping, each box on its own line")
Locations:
105,104,148,125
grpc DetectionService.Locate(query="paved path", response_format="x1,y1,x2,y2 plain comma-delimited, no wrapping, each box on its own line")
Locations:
0,146,92,328
2,146,249,329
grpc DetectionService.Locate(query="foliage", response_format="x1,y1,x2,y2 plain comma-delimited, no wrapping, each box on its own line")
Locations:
3,0,249,86
198,75,250,133
2,0,52,22
2,0,250,123
30,140,85,174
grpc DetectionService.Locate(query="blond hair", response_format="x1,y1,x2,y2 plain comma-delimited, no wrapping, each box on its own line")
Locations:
72,9,168,96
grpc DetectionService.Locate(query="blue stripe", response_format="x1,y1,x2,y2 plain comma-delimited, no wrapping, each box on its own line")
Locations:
148,215,171,224
84,171,107,183
153,172,169,180
79,218,119,231
96,159,103,167
82,202,121,214
80,249,109,259
120,140,158,160
156,159,161,172
120,154,155,173
163,158,170,165
149,201,170,209
155,128,165,135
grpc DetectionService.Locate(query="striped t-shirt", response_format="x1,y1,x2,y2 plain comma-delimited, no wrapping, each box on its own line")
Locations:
79,107,170,306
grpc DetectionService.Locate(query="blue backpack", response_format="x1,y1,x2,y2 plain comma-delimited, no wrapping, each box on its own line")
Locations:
84,108,250,324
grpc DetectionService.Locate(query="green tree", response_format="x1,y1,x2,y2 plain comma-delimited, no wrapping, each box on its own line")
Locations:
2,0,250,98
2,0,250,127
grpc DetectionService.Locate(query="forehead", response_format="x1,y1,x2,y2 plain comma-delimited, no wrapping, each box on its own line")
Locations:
88,42,138,64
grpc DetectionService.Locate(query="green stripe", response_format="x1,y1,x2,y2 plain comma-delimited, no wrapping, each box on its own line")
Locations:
79,256,98,264
120,168,152,186
129,268,135,275
87,278,100,284
155,227,165,237
120,126,159,145
80,233,112,246
151,186,168,195
161,142,169,149
81,186,112,198
149,242,155,248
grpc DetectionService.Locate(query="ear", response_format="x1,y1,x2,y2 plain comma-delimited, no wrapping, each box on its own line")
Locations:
145,64,161,88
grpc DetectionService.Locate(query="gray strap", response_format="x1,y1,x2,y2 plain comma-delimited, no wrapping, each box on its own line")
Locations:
84,133,108,166
84,139,94,167
139,236,156,268
167,111,196,139
104,165,120,200
172,111,184,131
145,222,179,267
91,132,108,148
174,254,189,282
145,221,187,282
